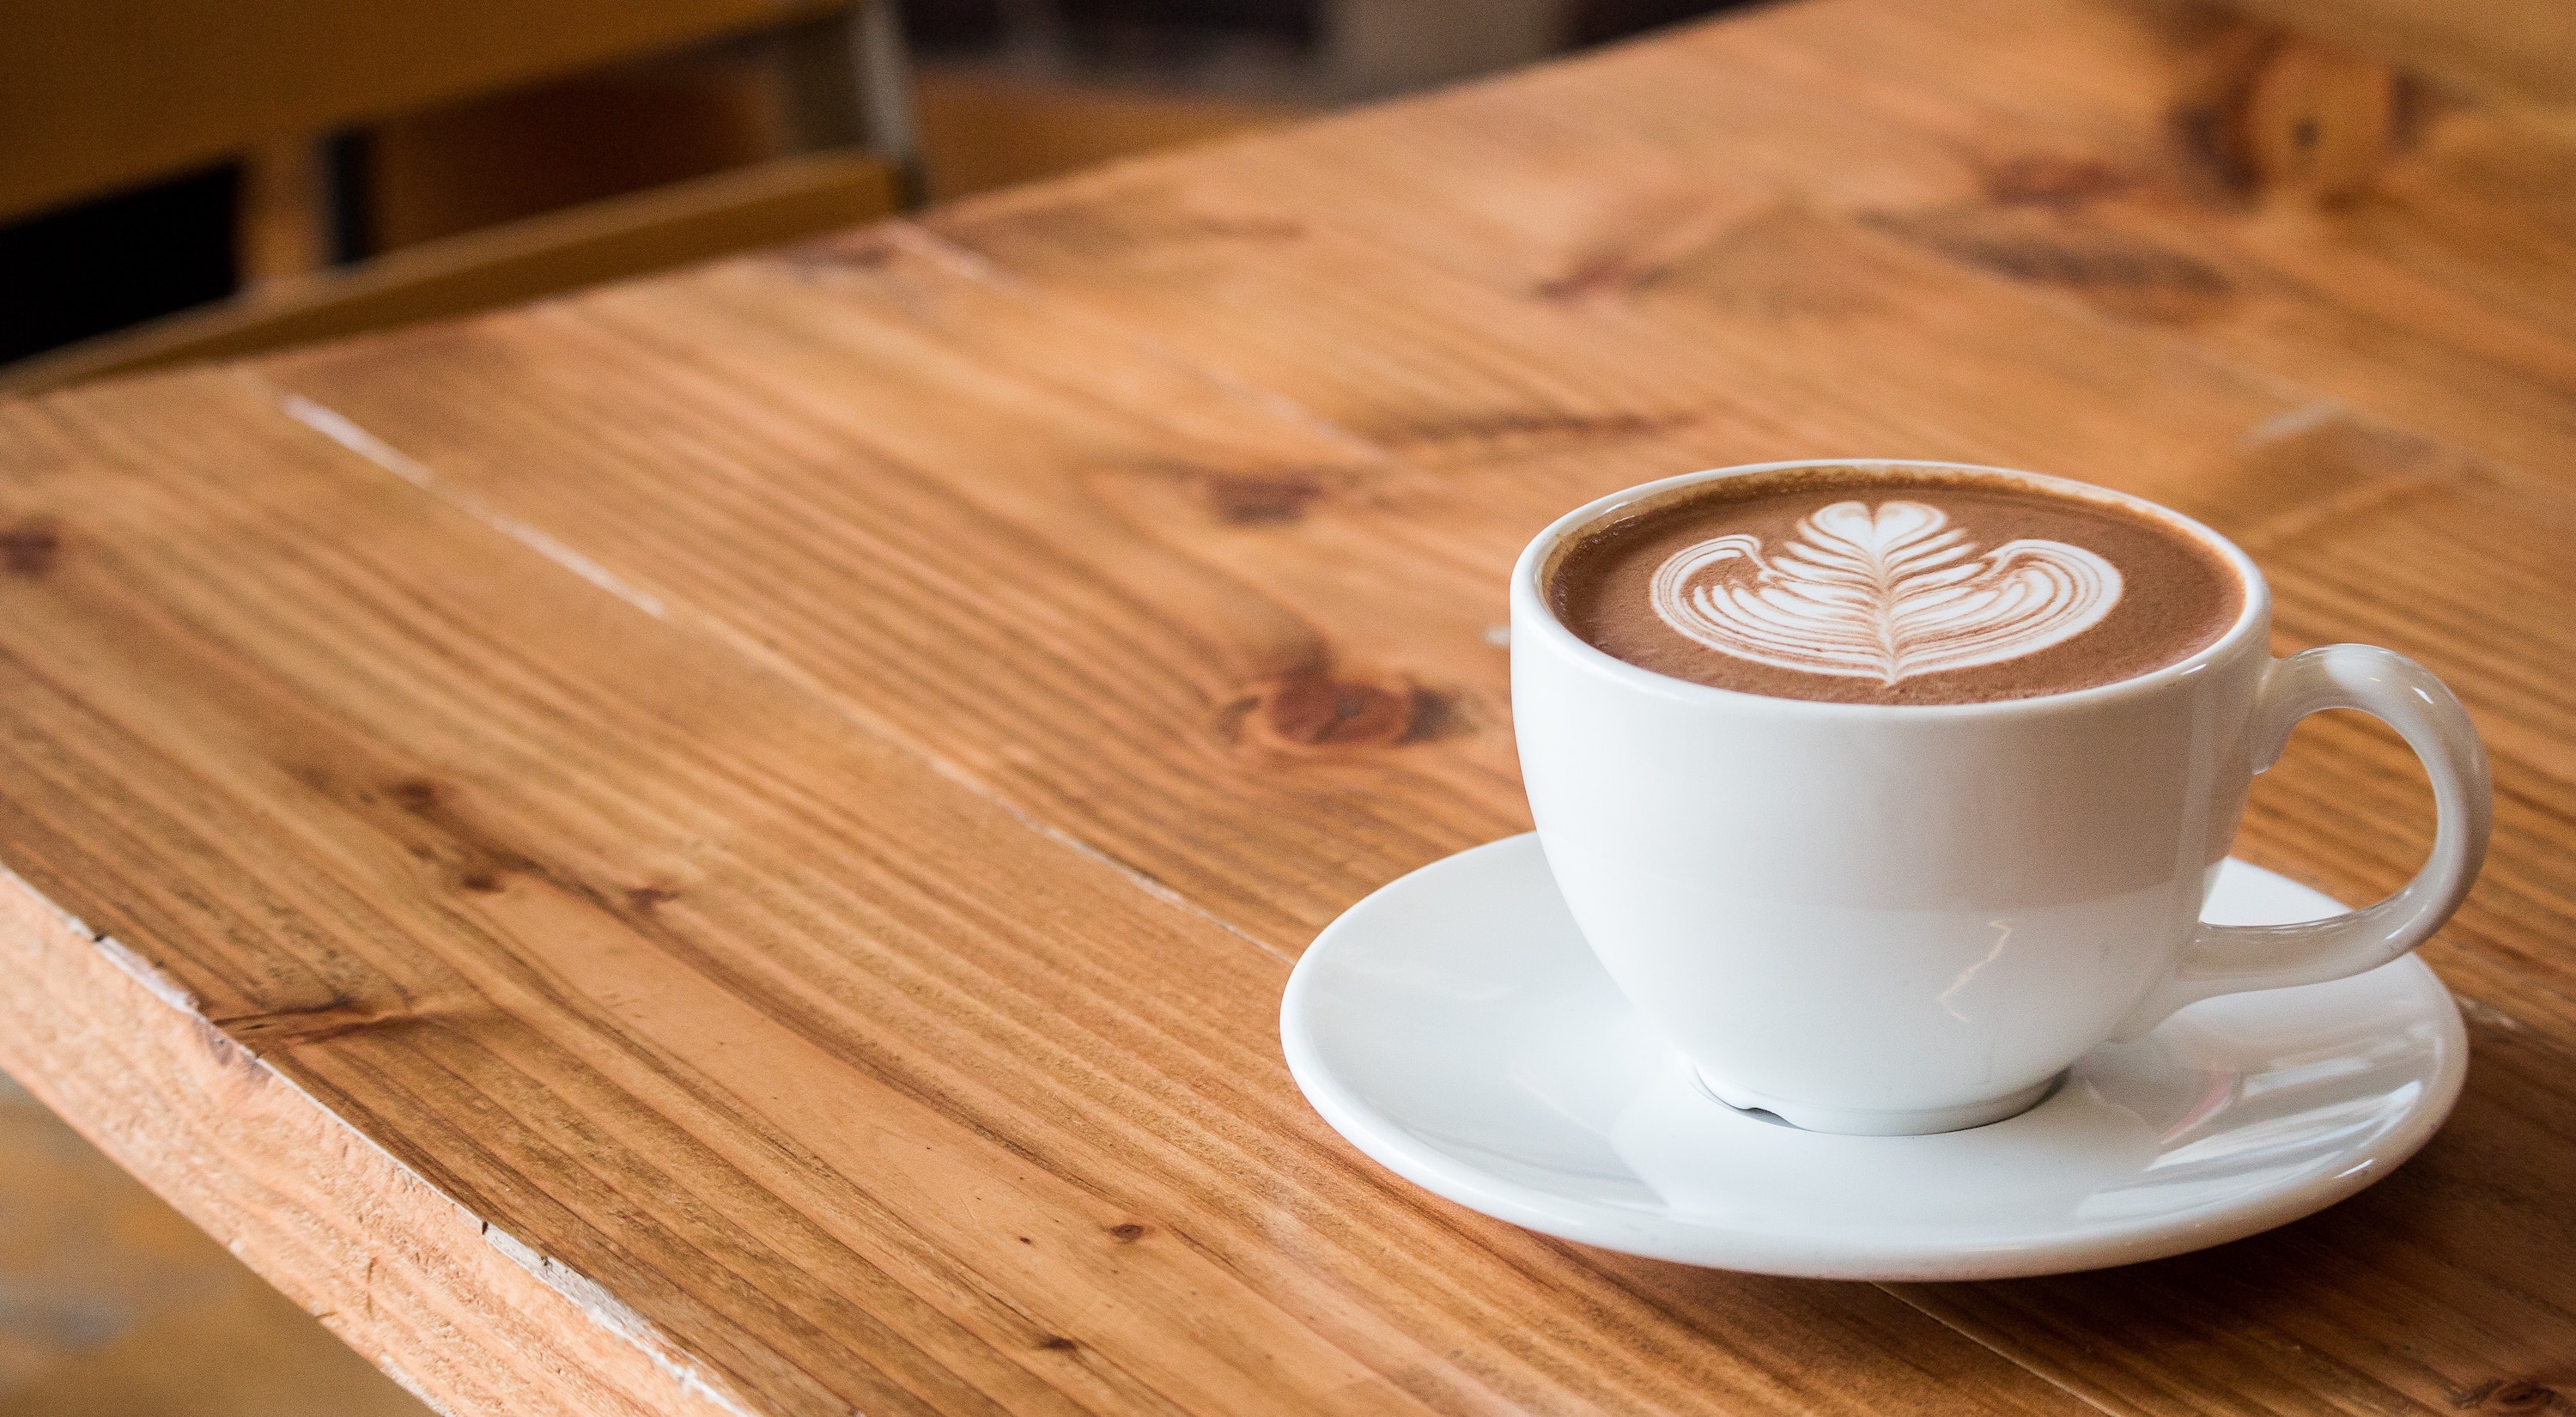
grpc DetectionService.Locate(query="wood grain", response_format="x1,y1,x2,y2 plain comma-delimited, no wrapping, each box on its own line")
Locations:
0,371,2079,1415
6,0,2576,1412
2204,0,2576,111
0,848,729,1417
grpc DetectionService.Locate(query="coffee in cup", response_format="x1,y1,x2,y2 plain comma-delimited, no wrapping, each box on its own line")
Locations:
1510,460,2489,1134
1548,466,2244,704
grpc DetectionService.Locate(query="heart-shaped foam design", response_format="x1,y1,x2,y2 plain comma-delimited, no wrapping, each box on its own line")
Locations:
1649,501,2122,684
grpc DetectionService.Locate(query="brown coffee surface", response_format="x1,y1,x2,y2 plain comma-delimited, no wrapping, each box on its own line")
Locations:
1549,468,2245,704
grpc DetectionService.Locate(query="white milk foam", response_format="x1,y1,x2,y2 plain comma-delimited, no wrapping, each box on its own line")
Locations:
1648,501,2122,685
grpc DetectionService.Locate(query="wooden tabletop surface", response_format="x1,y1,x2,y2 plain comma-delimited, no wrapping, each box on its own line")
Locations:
4,0,2573,1412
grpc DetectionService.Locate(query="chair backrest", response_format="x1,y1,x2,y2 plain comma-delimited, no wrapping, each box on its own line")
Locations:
0,0,847,223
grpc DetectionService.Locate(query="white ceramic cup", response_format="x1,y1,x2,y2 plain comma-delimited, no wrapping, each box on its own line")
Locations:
1511,460,2490,1135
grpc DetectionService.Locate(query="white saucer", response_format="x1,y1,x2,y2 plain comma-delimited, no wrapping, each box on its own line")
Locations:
1279,834,2465,1280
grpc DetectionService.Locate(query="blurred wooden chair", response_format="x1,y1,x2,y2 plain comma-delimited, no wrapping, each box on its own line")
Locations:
0,0,919,393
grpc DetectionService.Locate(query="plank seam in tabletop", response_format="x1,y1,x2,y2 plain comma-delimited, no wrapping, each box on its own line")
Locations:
244,220,2576,1410
1874,1291,2123,1417
756,194,2576,1415
258,373,1295,970
240,311,1930,1414
258,258,1557,955
268,386,676,621
234,369,1986,1411
880,0,2576,504
0,371,2091,1417
0,380,1322,1416
18,0,2565,1408
871,11,2576,1032
644,103,2576,1417
247,104,2576,1038
892,173,2576,1046
901,174,2576,556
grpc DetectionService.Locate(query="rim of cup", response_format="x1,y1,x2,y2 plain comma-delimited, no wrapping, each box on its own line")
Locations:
1510,459,2274,719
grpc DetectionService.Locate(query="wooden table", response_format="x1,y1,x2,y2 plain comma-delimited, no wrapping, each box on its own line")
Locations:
3,1,2572,1412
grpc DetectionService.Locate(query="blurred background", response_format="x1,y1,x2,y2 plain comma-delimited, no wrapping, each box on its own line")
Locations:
0,0,1743,389
0,3,1735,1411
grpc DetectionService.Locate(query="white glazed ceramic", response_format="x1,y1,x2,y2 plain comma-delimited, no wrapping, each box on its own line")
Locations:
1279,835,2468,1280
1513,461,2490,1134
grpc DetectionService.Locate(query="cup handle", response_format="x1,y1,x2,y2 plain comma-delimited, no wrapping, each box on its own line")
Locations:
2111,645,2492,1041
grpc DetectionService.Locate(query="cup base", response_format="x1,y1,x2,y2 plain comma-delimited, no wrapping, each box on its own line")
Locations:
1692,1068,2063,1136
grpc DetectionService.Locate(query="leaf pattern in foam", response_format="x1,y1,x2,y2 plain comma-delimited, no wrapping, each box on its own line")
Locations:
1649,501,2122,684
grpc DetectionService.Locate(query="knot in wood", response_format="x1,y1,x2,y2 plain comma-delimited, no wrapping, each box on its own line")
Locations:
1205,471,1325,525
1,518,62,577
1242,669,1461,751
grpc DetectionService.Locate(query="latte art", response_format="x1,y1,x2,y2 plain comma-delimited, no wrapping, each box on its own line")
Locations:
1553,468,2242,703
1648,501,2122,685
